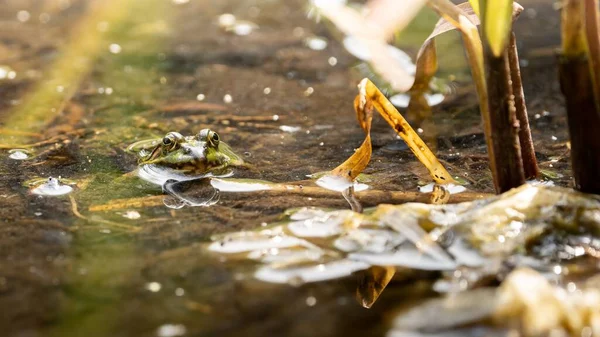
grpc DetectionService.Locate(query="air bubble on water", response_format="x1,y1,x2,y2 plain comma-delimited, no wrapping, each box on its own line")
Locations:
218,13,236,28
8,149,32,160
175,288,185,296
229,21,258,36
328,57,337,66
223,94,233,103
552,265,562,275
272,114,280,121
263,87,271,95
305,296,317,306
279,125,301,133
109,43,122,54
196,93,205,101
17,10,30,22
30,177,74,196
304,87,314,97
105,87,113,95
146,282,162,292
172,0,189,4
156,324,186,337
0,66,17,80
304,36,328,50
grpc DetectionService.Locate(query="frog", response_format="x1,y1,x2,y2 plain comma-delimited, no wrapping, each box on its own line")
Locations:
127,128,245,186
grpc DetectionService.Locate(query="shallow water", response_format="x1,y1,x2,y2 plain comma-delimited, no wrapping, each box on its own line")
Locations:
0,0,575,336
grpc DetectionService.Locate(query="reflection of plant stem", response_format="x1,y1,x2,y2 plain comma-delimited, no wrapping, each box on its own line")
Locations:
89,181,491,212
342,186,363,213
69,195,140,232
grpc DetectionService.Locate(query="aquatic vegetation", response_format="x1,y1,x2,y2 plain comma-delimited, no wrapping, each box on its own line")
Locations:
317,0,541,194
209,184,600,283
389,268,600,337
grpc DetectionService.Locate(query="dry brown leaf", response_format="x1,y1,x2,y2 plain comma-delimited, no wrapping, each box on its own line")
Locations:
356,266,396,308
318,79,455,190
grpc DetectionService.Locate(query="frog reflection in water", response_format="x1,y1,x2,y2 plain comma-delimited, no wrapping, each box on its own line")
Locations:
129,129,245,206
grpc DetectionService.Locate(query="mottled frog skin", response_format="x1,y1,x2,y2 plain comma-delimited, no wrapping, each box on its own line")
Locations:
128,129,244,180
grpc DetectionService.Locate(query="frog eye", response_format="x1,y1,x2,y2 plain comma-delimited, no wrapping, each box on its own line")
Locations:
162,132,184,151
209,132,220,147
197,129,220,148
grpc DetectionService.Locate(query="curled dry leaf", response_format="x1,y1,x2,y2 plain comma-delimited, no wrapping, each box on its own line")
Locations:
356,265,396,309
317,78,455,193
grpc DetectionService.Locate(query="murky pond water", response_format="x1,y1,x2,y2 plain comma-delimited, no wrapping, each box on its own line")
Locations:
0,0,581,336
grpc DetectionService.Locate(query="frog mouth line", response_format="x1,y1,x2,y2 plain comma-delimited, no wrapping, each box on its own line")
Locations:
137,164,234,186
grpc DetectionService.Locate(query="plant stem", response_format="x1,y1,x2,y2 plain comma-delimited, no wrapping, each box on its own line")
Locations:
508,33,539,179
484,45,526,193
560,0,600,194
560,56,600,194
584,0,600,107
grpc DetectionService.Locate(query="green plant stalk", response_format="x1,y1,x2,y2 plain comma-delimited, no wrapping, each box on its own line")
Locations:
560,0,600,194
427,0,497,187
481,0,514,57
508,33,539,179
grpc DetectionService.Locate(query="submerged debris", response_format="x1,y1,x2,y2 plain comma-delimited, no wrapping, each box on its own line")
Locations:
389,267,600,337
208,184,600,285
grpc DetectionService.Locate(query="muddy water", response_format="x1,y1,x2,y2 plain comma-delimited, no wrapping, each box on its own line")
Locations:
0,0,571,336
